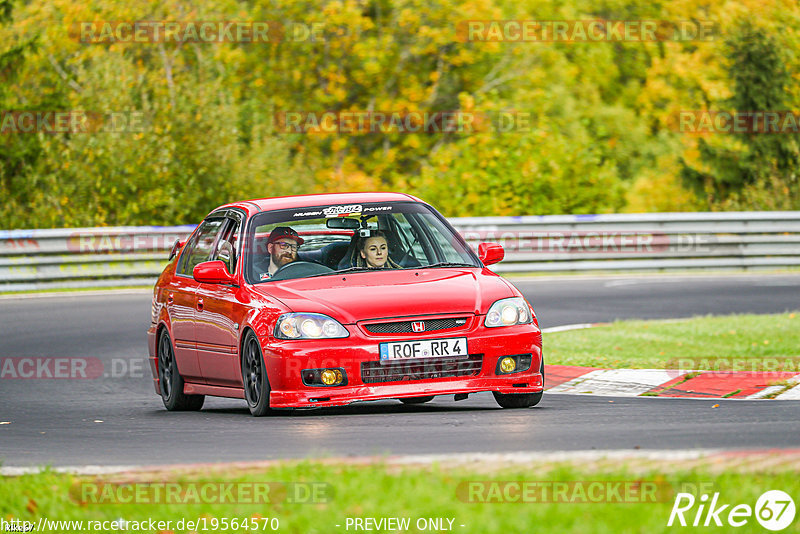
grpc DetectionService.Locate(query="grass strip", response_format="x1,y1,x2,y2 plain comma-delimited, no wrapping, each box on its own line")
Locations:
1,460,799,533
546,312,800,370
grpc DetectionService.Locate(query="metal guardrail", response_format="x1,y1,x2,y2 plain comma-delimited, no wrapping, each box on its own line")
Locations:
1,212,799,291
0,226,195,292
453,211,800,273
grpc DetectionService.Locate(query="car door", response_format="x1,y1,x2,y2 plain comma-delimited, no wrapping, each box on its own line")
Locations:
194,212,245,387
170,216,228,383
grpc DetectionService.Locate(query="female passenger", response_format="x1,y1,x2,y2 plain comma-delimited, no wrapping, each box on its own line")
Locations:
357,230,401,269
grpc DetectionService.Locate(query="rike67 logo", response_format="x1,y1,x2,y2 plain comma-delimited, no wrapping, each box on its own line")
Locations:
668,490,795,531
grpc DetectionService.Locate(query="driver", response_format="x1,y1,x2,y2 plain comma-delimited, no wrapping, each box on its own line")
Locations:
259,226,304,280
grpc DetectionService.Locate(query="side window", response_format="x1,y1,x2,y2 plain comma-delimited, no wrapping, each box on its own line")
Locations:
214,217,241,275
177,218,226,276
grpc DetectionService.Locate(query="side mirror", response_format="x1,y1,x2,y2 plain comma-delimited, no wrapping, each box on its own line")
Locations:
478,242,504,266
193,260,235,285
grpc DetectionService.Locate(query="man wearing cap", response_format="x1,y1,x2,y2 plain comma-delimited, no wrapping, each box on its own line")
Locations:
259,226,305,280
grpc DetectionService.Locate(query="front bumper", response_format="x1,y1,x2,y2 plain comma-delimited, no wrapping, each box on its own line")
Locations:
264,317,542,408
269,375,543,408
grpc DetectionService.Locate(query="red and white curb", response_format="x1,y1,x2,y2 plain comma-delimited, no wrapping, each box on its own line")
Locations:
545,365,800,399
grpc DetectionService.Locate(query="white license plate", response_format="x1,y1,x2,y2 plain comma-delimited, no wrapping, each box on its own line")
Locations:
379,337,468,363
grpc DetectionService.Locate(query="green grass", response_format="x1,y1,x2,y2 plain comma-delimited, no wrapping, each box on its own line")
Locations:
2,462,799,533
546,312,800,370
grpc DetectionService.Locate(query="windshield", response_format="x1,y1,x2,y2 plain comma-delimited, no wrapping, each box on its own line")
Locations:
244,201,480,283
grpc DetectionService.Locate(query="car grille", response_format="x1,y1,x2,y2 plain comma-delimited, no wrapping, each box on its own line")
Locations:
361,355,483,384
363,317,468,334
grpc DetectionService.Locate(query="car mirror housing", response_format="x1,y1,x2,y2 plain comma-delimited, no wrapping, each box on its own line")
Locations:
326,218,360,230
193,260,235,284
478,242,504,266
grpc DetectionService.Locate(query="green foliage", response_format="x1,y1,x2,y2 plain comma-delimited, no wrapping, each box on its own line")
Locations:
1,0,798,228
683,21,800,209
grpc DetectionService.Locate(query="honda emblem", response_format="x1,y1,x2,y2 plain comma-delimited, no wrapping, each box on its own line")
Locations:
412,321,425,332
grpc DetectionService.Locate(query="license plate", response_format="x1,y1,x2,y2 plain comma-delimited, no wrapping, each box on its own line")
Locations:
379,337,468,363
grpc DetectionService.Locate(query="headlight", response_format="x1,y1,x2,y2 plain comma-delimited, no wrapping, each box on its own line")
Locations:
274,313,349,339
484,297,533,328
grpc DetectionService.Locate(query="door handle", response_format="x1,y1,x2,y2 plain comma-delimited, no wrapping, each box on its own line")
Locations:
167,292,174,305
197,298,204,312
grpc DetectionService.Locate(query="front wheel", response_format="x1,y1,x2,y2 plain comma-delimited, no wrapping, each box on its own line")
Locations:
158,329,204,411
241,331,271,416
493,357,544,409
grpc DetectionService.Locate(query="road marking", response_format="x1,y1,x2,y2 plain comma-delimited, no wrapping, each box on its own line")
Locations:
604,279,640,287
541,323,604,333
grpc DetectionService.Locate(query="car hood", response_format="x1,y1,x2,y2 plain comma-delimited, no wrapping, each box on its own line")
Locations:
251,268,516,324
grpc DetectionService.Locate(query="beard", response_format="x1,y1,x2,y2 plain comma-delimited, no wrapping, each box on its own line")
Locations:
272,250,295,267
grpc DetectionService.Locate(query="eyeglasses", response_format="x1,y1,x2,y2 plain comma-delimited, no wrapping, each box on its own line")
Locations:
274,241,299,252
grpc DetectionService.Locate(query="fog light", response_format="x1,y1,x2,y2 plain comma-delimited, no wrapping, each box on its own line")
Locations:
500,357,516,373
302,367,347,387
321,369,338,385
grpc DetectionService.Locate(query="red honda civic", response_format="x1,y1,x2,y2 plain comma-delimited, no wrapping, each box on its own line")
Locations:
147,192,543,416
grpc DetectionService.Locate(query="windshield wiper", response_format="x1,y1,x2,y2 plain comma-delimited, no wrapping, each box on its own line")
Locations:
421,262,477,269
333,266,378,274
305,266,376,278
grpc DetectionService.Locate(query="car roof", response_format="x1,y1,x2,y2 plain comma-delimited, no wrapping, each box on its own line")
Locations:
217,192,424,214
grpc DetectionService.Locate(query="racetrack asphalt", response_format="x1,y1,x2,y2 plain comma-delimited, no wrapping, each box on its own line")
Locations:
1,273,798,467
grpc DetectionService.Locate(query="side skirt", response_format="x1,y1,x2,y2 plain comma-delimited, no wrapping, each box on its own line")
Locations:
184,383,245,399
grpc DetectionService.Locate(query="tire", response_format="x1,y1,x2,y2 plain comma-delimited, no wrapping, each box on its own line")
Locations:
241,330,271,416
400,396,435,405
493,357,544,409
158,329,204,411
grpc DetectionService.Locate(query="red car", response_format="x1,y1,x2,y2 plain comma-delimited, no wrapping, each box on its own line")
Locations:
147,192,544,416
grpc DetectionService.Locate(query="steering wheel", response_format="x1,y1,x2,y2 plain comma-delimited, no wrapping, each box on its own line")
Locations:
269,261,333,281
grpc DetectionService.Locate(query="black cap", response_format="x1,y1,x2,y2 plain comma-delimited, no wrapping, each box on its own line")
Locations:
267,226,304,245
